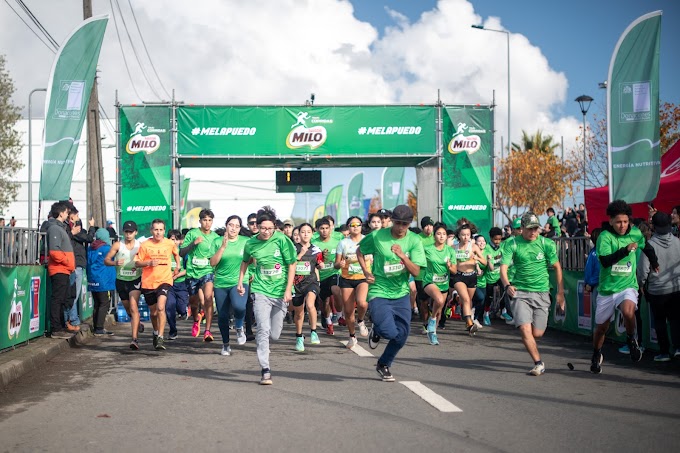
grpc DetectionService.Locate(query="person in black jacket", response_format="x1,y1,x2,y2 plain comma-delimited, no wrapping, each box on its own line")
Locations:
68,210,97,329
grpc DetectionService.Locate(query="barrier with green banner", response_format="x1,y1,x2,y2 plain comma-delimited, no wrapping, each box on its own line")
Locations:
548,270,660,351
0,266,46,350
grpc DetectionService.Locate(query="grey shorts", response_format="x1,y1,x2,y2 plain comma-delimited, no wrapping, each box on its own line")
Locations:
509,291,551,330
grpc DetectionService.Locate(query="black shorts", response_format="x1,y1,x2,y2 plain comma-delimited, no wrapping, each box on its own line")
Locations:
451,271,477,288
142,283,172,306
339,277,367,290
293,282,320,307
116,278,141,301
319,275,340,300
414,280,429,302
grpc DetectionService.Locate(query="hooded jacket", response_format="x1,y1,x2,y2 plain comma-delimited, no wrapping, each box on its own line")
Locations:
87,240,116,292
638,233,680,295
46,218,76,276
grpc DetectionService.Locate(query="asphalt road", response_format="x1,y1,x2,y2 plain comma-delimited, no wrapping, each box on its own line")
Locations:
1,314,679,453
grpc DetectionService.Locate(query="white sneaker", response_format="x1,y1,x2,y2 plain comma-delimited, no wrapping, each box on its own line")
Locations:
347,336,358,349
358,321,369,337
221,345,232,356
236,328,246,345
473,319,483,330
530,362,545,376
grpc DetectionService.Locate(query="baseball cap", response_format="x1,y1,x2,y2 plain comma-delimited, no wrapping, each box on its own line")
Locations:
512,217,522,229
652,211,671,235
122,220,138,232
521,212,541,229
378,208,392,218
106,220,114,226
283,218,294,227
420,216,434,228
391,205,414,223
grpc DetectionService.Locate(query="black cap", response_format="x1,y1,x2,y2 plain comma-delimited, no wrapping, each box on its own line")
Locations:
378,208,392,218
391,205,414,222
420,216,434,228
122,220,138,232
652,212,671,235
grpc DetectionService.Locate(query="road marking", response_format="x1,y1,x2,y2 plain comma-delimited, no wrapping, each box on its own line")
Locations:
339,340,374,357
400,381,463,413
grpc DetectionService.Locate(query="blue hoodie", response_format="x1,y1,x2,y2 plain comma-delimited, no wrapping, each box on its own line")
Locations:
87,240,116,292
584,247,600,288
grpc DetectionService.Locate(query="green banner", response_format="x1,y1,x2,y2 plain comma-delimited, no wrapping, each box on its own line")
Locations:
324,185,343,223
607,11,662,203
0,266,46,350
39,16,109,200
79,274,93,321
381,167,405,210
442,106,493,234
119,106,173,235
176,105,436,157
347,172,364,218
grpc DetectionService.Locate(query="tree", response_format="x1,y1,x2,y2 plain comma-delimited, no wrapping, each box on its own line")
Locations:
496,146,580,223
511,130,559,154
406,183,417,220
368,189,381,214
0,55,23,213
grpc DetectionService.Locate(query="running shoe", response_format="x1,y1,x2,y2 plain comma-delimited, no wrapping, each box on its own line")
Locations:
155,336,166,351
347,336,358,349
153,334,158,348
444,306,452,319
421,325,428,335
331,314,339,324
178,313,188,321
326,324,335,336
501,309,513,322
94,329,115,336
285,312,292,324
246,333,256,342
529,362,545,376
236,328,247,345
376,363,395,382
138,322,145,333
321,317,327,328
368,326,380,349
467,323,478,336
654,354,671,362
590,351,603,374
427,317,437,333
483,312,491,326
618,344,630,354
221,345,232,356
338,316,347,327
260,368,273,385
168,332,178,340
628,337,643,362
427,331,439,345
473,319,484,330
129,339,139,350
310,331,320,345
191,322,200,338
295,336,305,352
204,330,214,342
196,311,204,325
674,350,680,359
358,321,369,337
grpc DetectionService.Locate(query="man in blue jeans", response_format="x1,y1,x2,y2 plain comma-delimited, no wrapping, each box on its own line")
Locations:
357,205,426,382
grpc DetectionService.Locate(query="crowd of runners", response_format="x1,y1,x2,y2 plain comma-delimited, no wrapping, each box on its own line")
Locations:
43,198,679,385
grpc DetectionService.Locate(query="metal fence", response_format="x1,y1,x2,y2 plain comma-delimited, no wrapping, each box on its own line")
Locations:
0,228,45,265
552,236,591,271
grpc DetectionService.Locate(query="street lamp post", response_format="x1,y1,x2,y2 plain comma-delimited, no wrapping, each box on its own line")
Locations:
472,25,510,156
575,95,593,200
28,88,47,229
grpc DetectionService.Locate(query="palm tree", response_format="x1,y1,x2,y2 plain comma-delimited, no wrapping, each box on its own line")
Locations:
511,130,559,153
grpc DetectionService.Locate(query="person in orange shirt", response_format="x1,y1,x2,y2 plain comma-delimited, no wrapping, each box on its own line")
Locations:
135,219,180,350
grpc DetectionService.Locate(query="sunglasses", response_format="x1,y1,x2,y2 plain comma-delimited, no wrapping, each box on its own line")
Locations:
349,223,362,227
248,221,257,225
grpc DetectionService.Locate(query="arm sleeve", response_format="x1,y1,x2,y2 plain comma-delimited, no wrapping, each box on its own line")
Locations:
641,242,659,270
500,239,514,266
282,236,297,265
598,247,630,268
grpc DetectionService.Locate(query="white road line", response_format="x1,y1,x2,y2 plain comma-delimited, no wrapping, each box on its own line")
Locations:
400,381,463,413
339,340,374,357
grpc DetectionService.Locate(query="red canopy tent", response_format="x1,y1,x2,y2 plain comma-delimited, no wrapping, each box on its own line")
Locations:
585,140,680,232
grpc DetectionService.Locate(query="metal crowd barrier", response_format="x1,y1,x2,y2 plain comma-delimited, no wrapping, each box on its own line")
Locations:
552,236,591,272
0,228,45,265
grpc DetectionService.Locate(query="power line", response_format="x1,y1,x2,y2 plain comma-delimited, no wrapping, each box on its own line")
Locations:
3,0,56,53
108,0,143,100
15,0,59,48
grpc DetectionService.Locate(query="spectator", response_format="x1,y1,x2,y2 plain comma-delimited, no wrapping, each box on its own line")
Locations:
638,212,680,361
671,206,679,238
546,207,562,237
46,202,76,338
584,228,602,295
87,228,116,336
66,211,96,330
106,220,119,242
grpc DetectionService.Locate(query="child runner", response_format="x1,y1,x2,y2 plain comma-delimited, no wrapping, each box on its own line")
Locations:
292,223,323,351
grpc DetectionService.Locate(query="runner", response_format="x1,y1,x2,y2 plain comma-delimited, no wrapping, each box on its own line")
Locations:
180,209,219,341
134,219,180,350
357,204,426,381
482,227,504,325
500,212,565,376
210,215,250,356
292,222,323,351
237,206,296,385
166,229,188,340
312,217,342,335
452,224,487,335
472,234,489,330
416,216,435,333
335,216,370,349
590,200,658,374
421,222,457,345
368,213,382,232
104,220,144,349
378,209,392,229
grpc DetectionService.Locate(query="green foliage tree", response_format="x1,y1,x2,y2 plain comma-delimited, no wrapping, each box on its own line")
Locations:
511,130,559,154
0,55,23,213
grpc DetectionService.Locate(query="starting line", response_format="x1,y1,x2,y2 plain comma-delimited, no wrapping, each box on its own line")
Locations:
339,340,374,357
400,381,463,413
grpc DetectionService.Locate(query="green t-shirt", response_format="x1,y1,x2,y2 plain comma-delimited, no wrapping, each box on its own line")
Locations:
501,235,557,292
181,229,219,279
312,234,342,281
548,215,561,236
312,230,344,242
213,235,250,288
483,243,502,284
243,231,297,299
596,227,645,295
358,228,426,301
422,243,456,292
415,232,435,280
477,255,488,288
170,254,187,283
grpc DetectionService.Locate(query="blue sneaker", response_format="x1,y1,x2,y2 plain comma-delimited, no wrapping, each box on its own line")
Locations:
295,336,305,352
483,312,491,326
310,331,320,344
501,309,513,322
427,317,437,333
654,353,671,362
618,344,630,354
427,331,439,345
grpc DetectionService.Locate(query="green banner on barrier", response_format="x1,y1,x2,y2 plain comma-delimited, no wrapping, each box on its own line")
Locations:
442,106,493,234
119,106,173,234
79,274,93,321
176,105,436,157
0,266,46,350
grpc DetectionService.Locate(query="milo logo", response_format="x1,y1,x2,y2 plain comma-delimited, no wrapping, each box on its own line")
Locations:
286,111,328,150
8,279,22,339
126,122,161,155
448,123,481,155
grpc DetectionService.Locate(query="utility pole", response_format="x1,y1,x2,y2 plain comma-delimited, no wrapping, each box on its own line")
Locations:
84,0,106,227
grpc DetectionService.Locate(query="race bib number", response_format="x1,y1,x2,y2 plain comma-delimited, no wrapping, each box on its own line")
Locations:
192,257,210,267
612,261,633,276
456,250,469,261
296,262,311,275
432,274,448,283
120,269,138,277
261,264,283,278
348,263,363,275
321,262,334,270
384,260,405,276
